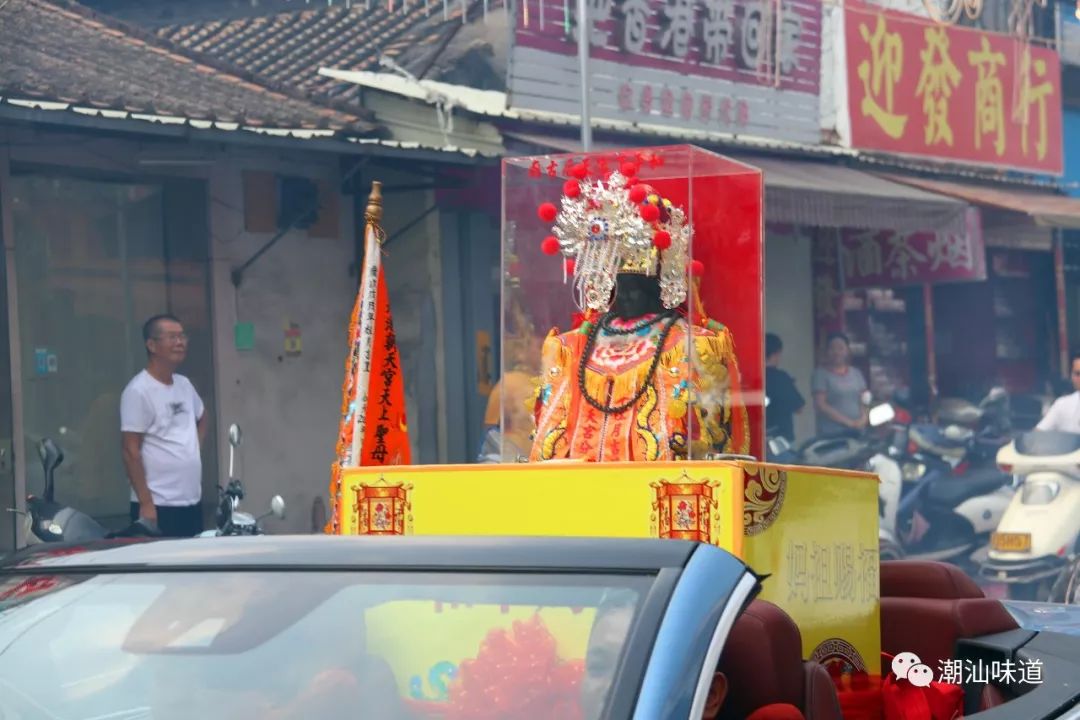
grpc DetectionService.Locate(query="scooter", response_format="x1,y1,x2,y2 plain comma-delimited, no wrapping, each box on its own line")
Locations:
981,429,1080,601
908,387,1012,472
767,391,896,470
9,437,114,545
198,423,286,537
873,401,1015,572
767,401,898,469
8,423,284,544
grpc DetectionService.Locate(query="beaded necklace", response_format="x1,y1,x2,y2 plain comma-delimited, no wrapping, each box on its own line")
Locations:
598,311,667,336
577,309,680,415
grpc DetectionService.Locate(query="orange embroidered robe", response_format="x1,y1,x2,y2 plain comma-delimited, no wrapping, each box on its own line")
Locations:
529,318,749,462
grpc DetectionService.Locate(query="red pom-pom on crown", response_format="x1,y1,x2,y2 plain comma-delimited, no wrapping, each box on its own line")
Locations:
538,202,558,222
653,230,672,249
541,236,561,255
563,179,581,198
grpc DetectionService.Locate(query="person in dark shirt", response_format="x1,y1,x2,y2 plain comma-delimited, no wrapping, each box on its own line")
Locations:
765,333,805,442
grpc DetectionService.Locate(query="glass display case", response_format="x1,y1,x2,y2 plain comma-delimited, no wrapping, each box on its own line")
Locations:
497,145,763,463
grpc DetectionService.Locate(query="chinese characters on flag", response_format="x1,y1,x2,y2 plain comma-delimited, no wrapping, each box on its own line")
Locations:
845,0,1063,174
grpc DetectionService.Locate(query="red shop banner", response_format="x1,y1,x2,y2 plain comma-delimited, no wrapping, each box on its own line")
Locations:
840,209,986,288
844,0,1063,175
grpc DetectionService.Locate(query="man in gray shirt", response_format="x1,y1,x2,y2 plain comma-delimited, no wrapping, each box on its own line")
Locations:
812,332,868,437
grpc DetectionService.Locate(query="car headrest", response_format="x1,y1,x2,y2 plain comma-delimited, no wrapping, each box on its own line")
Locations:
880,560,983,599
717,600,804,718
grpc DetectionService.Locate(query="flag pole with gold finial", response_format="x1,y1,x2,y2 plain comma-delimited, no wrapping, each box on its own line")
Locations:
327,180,411,534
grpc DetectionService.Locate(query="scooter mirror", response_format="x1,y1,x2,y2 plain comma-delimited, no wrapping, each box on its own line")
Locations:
228,424,243,448
270,495,286,519
38,439,63,503
869,404,896,427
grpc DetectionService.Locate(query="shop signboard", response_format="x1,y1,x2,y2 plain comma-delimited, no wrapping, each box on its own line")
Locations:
811,232,845,343
840,208,987,288
844,0,1064,175
507,0,823,144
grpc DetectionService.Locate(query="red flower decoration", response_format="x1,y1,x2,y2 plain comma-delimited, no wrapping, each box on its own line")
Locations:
528,160,542,178
678,501,688,510
375,503,384,512
563,179,581,198
442,615,584,720
620,161,639,177
541,236,561,255
653,230,672,249
570,163,589,180
629,184,647,204
640,204,660,222
538,203,558,222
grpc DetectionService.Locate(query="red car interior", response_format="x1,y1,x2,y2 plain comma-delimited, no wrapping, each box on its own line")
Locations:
716,599,843,720
880,560,1019,712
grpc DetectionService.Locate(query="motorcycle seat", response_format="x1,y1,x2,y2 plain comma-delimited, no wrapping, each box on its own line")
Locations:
936,398,984,426
910,424,967,460
926,468,1009,507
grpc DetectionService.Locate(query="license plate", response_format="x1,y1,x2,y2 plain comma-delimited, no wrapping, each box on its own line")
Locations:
991,532,1032,552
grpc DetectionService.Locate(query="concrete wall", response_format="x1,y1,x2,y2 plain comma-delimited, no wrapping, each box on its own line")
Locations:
765,226,816,443
208,155,443,533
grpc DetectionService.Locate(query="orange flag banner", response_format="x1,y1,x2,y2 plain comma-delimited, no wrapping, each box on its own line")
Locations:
326,181,411,534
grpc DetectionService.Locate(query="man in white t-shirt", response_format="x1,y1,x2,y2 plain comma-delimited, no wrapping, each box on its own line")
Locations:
1037,353,1080,434
121,314,207,537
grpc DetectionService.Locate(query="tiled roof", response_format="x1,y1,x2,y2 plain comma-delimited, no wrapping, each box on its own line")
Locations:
156,0,502,102
0,0,375,133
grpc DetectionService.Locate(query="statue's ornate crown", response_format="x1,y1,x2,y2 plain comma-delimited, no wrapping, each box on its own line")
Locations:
536,170,692,311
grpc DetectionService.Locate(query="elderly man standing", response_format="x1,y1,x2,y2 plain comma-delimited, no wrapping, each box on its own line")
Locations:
121,314,207,537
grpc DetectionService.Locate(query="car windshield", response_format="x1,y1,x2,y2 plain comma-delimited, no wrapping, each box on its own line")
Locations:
0,570,655,720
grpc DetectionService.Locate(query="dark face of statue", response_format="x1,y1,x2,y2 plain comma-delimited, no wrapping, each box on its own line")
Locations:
611,273,664,319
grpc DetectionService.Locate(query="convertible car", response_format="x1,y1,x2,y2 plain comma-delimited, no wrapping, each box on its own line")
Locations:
2,536,1080,720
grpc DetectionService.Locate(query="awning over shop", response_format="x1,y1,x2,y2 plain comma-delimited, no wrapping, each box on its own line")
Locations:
880,174,1080,228
742,156,971,236
878,174,1080,251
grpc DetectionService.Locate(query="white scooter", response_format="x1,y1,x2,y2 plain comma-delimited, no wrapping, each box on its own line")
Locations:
981,429,1080,600
874,404,1014,572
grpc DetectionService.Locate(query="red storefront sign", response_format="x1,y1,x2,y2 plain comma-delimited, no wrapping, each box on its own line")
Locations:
811,232,845,346
840,209,986,288
845,0,1063,175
